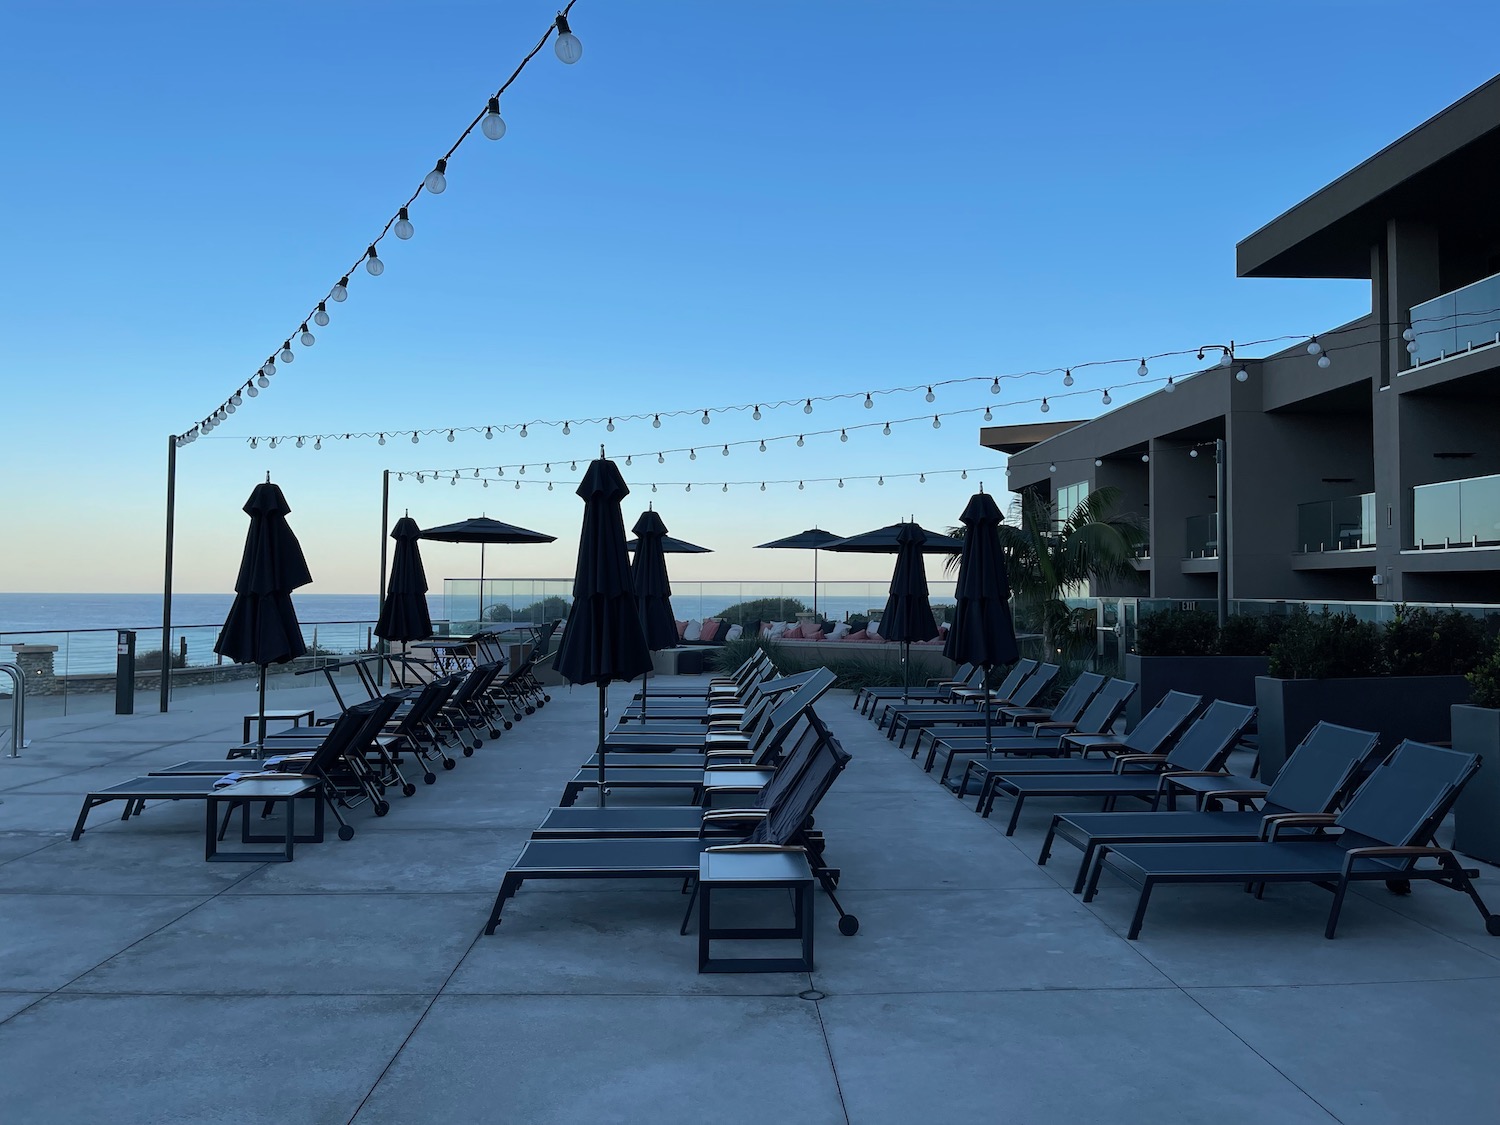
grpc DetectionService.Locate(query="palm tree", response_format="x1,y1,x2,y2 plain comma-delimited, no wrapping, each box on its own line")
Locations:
948,485,1145,659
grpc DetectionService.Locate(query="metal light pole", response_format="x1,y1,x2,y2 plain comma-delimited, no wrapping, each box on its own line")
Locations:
160,435,178,712
1215,437,1228,628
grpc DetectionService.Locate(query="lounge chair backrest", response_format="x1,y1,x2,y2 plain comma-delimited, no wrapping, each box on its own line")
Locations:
1263,722,1382,814
304,694,402,775
1122,690,1203,754
401,676,458,728
1009,663,1060,707
1334,740,1481,848
1161,700,1257,771
1071,678,1137,734
988,658,1038,700
756,668,838,765
752,715,822,810
1047,672,1105,724
748,714,851,846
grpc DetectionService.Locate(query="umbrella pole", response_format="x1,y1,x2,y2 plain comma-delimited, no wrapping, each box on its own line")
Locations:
597,684,607,807
813,550,818,618
640,662,649,719
902,641,910,706
478,544,486,624
256,666,268,759
984,664,993,760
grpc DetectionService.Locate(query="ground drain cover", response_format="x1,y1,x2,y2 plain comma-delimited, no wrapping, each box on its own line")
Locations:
798,989,826,1001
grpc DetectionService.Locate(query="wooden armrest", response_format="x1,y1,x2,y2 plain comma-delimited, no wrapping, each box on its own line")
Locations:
704,749,753,759
1111,753,1166,773
703,844,805,854
1264,813,1338,841
1343,845,1451,862
701,808,769,822
1030,720,1078,733
1156,768,1223,791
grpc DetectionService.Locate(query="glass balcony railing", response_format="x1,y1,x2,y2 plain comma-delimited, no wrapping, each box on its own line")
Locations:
1297,493,1375,552
1408,271,1500,366
1184,514,1218,558
1413,473,1500,548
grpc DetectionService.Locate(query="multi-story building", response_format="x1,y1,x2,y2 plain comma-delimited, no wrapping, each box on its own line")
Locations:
992,75,1500,607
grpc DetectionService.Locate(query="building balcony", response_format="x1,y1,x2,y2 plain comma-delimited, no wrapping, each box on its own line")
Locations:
1408,270,1500,368
1297,493,1375,553
1413,472,1500,549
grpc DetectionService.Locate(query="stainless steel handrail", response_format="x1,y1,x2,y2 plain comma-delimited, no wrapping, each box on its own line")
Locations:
1,662,25,758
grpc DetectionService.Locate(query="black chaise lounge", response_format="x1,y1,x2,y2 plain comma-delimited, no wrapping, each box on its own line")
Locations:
913,671,1104,767
978,699,1256,834
958,688,1199,801
874,658,1037,733
1090,739,1500,940
853,664,981,715
884,663,1060,747
1041,721,1381,893
484,724,856,936
71,697,401,844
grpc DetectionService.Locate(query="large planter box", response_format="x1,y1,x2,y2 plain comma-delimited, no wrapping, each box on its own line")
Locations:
1123,654,1269,731
1254,675,1470,784
1451,704,1500,865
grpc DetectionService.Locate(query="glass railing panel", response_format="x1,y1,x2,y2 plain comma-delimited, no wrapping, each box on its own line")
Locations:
1296,493,1375,552
1184,514,1218,558
1459,474,1500,546
1414,478,1465,547
1409,272,1500,365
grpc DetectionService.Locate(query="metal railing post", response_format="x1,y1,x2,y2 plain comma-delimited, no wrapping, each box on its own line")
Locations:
1,662,26,758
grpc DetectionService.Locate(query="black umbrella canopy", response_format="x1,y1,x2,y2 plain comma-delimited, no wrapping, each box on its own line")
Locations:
418,516,556,545
943,491,1019,669
825,521,964,553
625,533,712,554
630,509,680,652
375,515,433,643
754,528,844,551
553,458,653,687
214,481,312,667
878,523,940,644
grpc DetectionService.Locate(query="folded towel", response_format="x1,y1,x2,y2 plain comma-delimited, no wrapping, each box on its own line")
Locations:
212,772,244,789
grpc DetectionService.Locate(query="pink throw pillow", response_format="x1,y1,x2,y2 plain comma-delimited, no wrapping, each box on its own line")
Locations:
795,622,821,640
675,619,688,640
844,630,868,641
700,619,721,643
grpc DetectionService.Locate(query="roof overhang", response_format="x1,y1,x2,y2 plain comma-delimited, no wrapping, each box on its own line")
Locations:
979,420,1085,454
1236,75,1500,279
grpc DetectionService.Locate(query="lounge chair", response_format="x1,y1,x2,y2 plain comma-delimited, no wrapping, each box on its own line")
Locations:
531,712,830,839
1091,740,1500,939
616,656,776,720
853,664,981,715
885,663,1060,746
874,658,1037,731
1042,721,1381,893
957,688,1198,800
71,697,401,844
978,699,1255,834
605,671,818,739
912,671,1105,767
630,650,772,705
556,673,836,806
484,723,856,936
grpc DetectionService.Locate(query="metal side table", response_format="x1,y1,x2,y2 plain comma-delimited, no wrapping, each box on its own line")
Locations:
697,849,814,973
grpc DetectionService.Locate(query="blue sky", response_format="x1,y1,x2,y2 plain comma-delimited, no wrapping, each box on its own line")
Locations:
4,1,1499,598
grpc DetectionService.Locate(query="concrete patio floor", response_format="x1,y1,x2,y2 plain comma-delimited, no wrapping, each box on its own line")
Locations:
1,674,1497,1124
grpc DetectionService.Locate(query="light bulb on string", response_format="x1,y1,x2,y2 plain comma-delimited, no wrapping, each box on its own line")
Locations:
299,323,315,346
925,386,935,403
515,480,521,490
1102,389,1113,405
1307,338,1322,355
932,416,941,429
1040,398,1049,413
261,360,275,378
424,159,448,194
838,479,844,488
961,469,968,479
544,463,552,473
1063,368,1074,386
983,406,992,421
701,410,710,425
882,422,891,436
1190,448,1199,458
760,482,766,491
497,466,504,476
990,377,1000,394
562,421,571,435
796,435,804,447
658,452,665,463
689,448,697,460
1317,355,1331,369
1049,463,1057,473
313,302,329,327
752,405,761,420
651,483,656,492
485,427,493,440
295,437,304,448
569,461,577,471
247,383,259,397
248,437,257,449
798,481,804,491
1137,359,1148,377
803,399,813,414
449,474,455,485
447,430,455,442
722,483,728,493
411,433,419,444
877,476,884,486
653,415,661,428
840,429,848,443
394,207,414,240
1236,367,1249,382
331,277,349,302
1164,377,1175,393
518,464,526,474
1141,454,1150,463
483,479,488,488
625,455,632,465
473,469,480,477
548,481,553,491
1094,459,1102,467
520,424,528,438
279,341,295,363
607,418,615,432
365,246,383,276
864,393,873,409
919,473,926,483
481,96,506,140
721,444,729,456
758,440,766,452
1219,348,1233,367
314,437,322,450
553,13,582,62
685,483,691,493
1407,339,1420,355
231,391,242,406
377,433,386,445
1403,326,1416,341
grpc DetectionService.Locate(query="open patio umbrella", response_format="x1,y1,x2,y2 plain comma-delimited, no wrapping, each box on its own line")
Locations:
214,478,313,757
419,515,556,625
553,454,653,806
753,527,843,617
625,533,712,554
943,489,1020,759
630,507,681,720
374,515,433,645
876,522,941,706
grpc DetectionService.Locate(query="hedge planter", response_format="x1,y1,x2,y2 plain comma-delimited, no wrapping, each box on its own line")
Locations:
1123,654,1269,731
1254,675,1470,784
1451,704,1500,866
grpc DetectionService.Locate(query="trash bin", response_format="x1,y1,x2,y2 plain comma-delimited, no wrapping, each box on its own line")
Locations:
115,630,136,715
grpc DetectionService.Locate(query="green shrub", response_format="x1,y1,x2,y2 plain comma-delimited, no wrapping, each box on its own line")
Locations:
483,603,514,623
1384,605,1490,676
137,648,186,670
711,598,810,627
1267,607,1384,679
1135,608,1218,656
1466,636,1500,708
518,596,571,623
1215,613,1284,657
709,635,788,674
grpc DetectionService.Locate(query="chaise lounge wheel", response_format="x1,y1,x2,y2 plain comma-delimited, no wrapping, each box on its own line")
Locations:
464,746,475,757
374,800,390,817
444,758,457,770
402,782,417,797
1487,916,1500,937
838,915,860,936
1385,878,1412,895
524,706,535,715
338,825,355,842
504,719,514,729
423,772,437,785
543,693,551,702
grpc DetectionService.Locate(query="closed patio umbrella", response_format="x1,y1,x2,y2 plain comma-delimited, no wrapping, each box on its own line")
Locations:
630,507,680,719
553,454,653,805
375,515,433,645
877,522,941,705
753,527,843,617
214,478,313,757
944,489,1020,758
419,515,556,625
